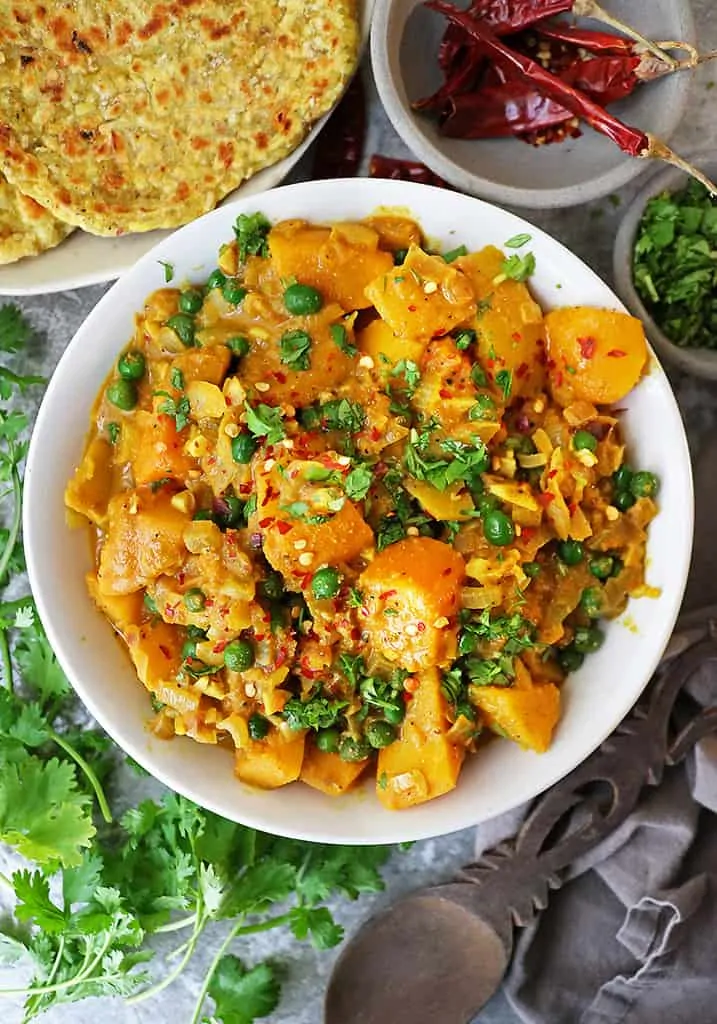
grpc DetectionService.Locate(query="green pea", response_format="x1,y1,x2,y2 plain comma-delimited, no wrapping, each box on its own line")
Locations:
117,349,146,381
558,539,583,565
107,379,137,411
573,625,604,654
181,639,197,660
483,509,515,547
338,735,371,762
224,639,255,672
614,491,636,512
231,432,257,464
183,588,206,612
165,313,195,348
366,720,397,749
206,269,226,290
222,279,247,306
259,572,284,601
178,289,204,314
580,587,603,618
558,646,585,672
215,495,244,529
393,248,408,265
226,336,250,358
573,429,597,453
613,465,633,492
630,471,659,499
316,728,340,753
248,713,270,740
283,282,323,315
524,561,541,578
589,555,614,580
311,566,341,601
384,702,406,725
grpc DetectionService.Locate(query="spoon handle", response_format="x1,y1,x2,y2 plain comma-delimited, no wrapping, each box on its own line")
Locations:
458,620,717,929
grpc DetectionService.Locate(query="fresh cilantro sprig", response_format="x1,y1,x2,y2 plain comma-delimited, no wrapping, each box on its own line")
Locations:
244,401,286,445
279,329,312,371
404,429,488,493
234,212,271,262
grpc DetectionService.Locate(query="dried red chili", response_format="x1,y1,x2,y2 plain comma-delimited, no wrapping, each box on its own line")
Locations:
312,72,366,178
440,81,573,138
368,154,451,188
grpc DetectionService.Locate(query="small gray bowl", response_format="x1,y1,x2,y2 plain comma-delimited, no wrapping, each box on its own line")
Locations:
370,0,695,209
613,157,717,380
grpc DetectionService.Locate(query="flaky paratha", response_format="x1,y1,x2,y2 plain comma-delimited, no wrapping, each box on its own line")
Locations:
0,1,359,236
0,172,73,264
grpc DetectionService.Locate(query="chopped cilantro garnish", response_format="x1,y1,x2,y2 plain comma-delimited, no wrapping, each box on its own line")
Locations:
453,328,476,351
106,422,120,445
279,329,312,371
155,389,191,431
244,401,285,444
344,464,373,501
495,369,512,401
499,251,536,282
443,244,467,263
158,259,174,282
234,212,271,261
391,359,421,396
504,233,532,249
330,323,357,357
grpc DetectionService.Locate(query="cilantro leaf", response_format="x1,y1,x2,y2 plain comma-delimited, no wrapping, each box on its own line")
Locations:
220,860,296,918
244,401,285,445
289,906,344,949
391,358,421,396
13,870,67,932
158,259,174,283
344,464,373,501
495,369,512,401
330,323,357,357
0,304,31,352
279,329,312,371
404,431,487,493
0,757,95,867
207,956,280,1024
234,212,271,262
504,233,532,249
155,390,191,432
301,398,365,434
14,623,70,702
442,244,467,263
283,695,348,732
107,421,121,445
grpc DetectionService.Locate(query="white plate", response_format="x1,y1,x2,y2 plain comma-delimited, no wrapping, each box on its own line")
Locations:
0,0,373,297
24,177,693,845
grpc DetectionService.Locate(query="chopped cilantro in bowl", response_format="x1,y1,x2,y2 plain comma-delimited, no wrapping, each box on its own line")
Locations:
632,179,717,351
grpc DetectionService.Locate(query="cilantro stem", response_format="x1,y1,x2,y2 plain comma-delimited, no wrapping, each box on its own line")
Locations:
127,911,209,1005
49,730,112,824
0,465,22,586
0,929,112,997
0,870,13,892
233,911,293,937
189,917,244,1024
154,913,198,934
0,629,12,691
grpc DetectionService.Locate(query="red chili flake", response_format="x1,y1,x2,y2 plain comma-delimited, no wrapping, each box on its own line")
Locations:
370,426,381,441
273,371,287,383
577,336,597,359
350,627,362,642
441,568,452,577
301,572,313,590
416,621,426,632
521,527,536,540
212,640,228,655
403,691,413,703
555,372,564,387
300,657,321,679
568,502,577,514
538,492,555,507
408,304,417,312
165,605,175,620
546,357,556,370
548,469,558,479
254,633,266,643
204,598,214,609
379,589,398,601
607,349,627,358
220,607,229,617
515,361,529,379
292,570,305,579
276,520,293,535
159,644,171,660
274,648,288,669
239,483,252,495
177,571,186,586
258,516,274,529
439,388,452,399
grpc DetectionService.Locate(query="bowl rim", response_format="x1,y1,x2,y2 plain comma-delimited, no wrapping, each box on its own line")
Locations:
370,0,696,209
612,156,717,381
24,176,694,843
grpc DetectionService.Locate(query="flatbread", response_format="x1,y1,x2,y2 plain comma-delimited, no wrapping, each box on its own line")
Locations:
0,1,359,236
0,172,73,265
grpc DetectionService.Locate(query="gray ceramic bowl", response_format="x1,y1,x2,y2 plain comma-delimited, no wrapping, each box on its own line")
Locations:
370,0,695,208
613,157,717,380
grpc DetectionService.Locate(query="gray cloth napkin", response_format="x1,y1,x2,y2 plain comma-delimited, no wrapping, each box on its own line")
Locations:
473,436,717,1024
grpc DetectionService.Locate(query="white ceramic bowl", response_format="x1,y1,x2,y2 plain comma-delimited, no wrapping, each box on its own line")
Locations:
24,178,693,845
613,157,717,380
371,0,695,208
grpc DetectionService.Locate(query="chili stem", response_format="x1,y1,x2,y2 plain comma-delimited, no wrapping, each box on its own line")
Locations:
574,0,678,68
648,138,717,196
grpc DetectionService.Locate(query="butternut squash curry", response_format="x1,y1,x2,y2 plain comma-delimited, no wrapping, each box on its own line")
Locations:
65,211,659,810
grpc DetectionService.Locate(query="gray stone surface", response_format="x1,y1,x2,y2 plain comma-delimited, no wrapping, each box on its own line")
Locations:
3,3,717,1021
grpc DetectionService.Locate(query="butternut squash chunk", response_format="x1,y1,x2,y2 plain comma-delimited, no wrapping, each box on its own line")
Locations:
131,412,196,487
301,742,369,796
86,572,144,635
359,537,464,671
377,668,464,809
170,345,231,387
234,727,306,789
470,660,560,753
124,620,185,700
365,246,476,339
357,318,424,377
65,435,115,528
97,487,190,595
545,307,647,406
